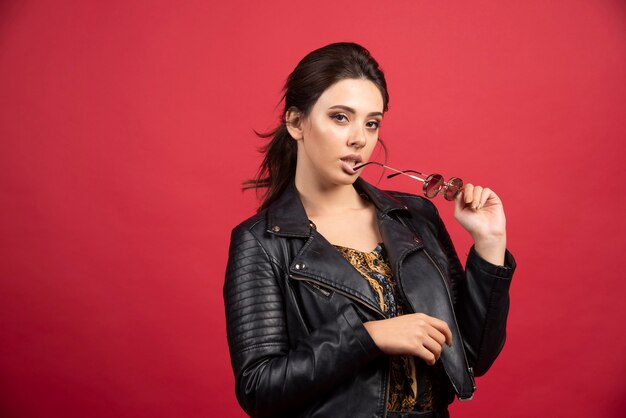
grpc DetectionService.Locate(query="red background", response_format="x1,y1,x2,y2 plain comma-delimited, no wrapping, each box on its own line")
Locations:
1,1,625,417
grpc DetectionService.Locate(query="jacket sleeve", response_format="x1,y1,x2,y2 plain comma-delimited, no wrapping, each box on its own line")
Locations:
223,225,382,418
429,204,516,377
458,246,516,376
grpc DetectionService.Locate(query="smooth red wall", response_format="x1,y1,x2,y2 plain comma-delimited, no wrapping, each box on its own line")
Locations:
1,1,625,417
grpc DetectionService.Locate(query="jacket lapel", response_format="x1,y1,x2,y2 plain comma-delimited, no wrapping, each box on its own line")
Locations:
377,211,424,271
289,231,382,314
265,180,386,313
383,212,476,398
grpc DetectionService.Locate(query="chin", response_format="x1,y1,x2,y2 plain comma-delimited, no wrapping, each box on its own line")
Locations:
333,174,360,186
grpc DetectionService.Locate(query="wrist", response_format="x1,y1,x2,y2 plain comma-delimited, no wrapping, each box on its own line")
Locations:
473,236,507,266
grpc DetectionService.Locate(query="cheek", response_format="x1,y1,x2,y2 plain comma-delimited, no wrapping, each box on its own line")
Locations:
309,117,339,139
306,118,343,147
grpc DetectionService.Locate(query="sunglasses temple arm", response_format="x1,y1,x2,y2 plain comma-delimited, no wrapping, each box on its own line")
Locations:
388,172,429,183
390,171,426,183
355,162,426,183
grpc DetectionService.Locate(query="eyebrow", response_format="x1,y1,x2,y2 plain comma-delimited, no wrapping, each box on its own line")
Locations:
327,105,383,118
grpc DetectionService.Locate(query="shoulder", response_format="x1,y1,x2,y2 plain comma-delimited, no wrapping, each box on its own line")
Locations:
229,210,269,244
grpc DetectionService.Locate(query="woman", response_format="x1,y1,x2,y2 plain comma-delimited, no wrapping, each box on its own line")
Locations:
224,42,515,418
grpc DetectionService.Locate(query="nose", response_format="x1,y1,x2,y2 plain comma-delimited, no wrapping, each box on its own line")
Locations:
348,126,367,149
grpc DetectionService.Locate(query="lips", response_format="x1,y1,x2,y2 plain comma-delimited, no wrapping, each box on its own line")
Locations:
340,154,362,175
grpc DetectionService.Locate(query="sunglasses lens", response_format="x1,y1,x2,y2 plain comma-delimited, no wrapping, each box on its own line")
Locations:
444,177,463,201
424,174,444,198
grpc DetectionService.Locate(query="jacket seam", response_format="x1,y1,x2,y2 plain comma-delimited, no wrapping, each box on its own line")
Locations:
236,342,286,354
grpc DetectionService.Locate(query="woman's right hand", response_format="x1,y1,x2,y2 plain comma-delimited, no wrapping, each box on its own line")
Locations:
363,313,452,365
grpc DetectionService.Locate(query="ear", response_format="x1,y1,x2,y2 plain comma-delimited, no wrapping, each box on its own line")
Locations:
285,107,304,140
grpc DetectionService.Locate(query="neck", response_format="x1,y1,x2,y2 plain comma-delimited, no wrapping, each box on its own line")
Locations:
295,176,366,217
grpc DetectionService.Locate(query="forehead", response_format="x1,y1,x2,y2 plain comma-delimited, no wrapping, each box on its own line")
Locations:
314,79,384,113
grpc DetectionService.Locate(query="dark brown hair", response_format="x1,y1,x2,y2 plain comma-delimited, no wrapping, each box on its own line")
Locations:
243,42,389,212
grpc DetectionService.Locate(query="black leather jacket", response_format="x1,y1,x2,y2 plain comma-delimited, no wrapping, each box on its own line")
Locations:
224,178,516,418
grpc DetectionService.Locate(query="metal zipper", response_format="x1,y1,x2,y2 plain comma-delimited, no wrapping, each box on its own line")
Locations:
290,274,385,319
305,281,333,298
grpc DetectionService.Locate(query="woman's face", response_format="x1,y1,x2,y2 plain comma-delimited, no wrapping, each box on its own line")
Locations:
291,78,384,189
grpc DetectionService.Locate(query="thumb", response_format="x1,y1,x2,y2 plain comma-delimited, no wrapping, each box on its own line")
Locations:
454,189,465,218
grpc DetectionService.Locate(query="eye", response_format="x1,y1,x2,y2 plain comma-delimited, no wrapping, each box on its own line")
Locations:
366,120,381,130
331,113,348,123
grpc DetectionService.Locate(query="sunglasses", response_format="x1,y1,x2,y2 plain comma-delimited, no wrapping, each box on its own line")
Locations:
353,162,463,201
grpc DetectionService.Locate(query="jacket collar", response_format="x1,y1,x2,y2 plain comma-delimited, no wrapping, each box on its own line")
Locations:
266,177,408,237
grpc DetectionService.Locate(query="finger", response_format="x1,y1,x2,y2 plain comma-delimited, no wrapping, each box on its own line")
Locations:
478,187,492,210
463,183,474,206
422,335,444,361
413,344,437,366
472,186,483,211
424,316,453,347
454,189,465,218
426,325,447,347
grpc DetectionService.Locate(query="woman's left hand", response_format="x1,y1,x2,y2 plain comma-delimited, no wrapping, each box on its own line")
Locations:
454,184,507,265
